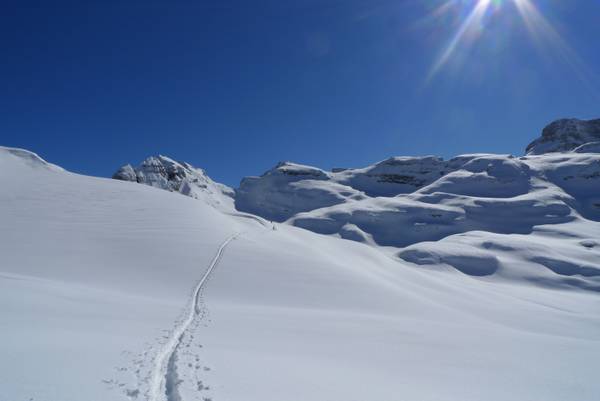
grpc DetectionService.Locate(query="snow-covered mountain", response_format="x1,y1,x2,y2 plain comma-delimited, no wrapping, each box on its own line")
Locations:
236,119,600,222
2,118,600,401
108,119,600,293
230,119,600,292
526,118,600,154
114,155,234,210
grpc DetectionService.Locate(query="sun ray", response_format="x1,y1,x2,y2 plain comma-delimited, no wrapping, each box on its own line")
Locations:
427,0,492,81
424,0,598,94
513,0,598,91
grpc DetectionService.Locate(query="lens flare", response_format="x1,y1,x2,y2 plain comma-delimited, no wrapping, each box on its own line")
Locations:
426,0,596,88
428,0,493,80
512,0,595,88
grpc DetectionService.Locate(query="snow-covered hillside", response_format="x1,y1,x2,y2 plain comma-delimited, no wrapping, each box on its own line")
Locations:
236,118,600,223
2,125,600,401
232,120,600,292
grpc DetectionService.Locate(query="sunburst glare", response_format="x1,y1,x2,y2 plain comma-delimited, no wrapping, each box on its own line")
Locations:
426,0,595,87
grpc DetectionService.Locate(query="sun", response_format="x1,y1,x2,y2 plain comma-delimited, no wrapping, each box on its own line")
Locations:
426,0,585,82
428,0,496,79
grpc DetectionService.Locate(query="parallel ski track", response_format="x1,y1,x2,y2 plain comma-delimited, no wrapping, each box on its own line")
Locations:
148,233,240,401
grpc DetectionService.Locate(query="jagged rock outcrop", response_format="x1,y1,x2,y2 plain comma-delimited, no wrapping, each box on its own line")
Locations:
113,164,137,181
112,155,234,210
526,118,600,155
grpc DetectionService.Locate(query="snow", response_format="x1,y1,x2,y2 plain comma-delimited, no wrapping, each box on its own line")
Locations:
333,155,449,197
2,145,600,401
235,162,366,221
286,152,600,291
237,117,600,227
113,155,235,211
526,118,600,154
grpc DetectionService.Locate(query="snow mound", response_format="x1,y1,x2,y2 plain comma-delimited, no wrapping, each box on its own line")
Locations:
113,155,234,210
0,146,64,172
526,118,600,155
283,152,600,289
333,155,449,197
418,154,532,198
235,161,367,221
290,183,574,248
398,229,600,291
525,152,600,221
236,156,475,220
230,116,600,288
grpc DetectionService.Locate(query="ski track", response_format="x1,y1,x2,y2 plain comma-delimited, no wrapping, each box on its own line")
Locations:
148,233,240,401
225,211,271,227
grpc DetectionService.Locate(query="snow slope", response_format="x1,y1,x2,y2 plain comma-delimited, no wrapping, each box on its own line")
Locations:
2,145,600,401
231,118,600,293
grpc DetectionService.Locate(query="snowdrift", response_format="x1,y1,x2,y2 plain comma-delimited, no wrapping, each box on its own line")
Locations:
230,120,600,292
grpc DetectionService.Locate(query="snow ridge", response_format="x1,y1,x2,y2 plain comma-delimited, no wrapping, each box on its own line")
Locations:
0,146,64,171
148,233,239,401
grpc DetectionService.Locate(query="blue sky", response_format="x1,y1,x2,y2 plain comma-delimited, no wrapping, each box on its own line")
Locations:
1,0,599,186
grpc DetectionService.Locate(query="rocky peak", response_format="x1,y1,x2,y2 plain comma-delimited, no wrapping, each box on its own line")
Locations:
112,155,234,210
526,118,600,155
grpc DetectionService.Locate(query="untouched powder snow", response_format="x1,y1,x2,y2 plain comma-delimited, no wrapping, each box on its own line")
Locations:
2,145,600,401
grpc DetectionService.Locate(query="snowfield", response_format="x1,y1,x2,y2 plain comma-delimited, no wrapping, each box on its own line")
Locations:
2,130,600,401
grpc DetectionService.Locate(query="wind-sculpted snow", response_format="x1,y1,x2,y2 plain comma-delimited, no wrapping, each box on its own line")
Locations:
398,228,600,290
235,162,367,221
419,155,532,198
113,155,235,210
0,145,64,171
291,183,575,247
236,156,468,221
525,153,600,221
256,152,600,291
237,117,600,222
333,155,450,196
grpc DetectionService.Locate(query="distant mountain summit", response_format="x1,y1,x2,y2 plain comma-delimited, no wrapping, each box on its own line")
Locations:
113,155,234,210
526,118,600,155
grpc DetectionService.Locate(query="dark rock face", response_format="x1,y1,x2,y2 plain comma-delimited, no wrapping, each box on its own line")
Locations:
526,118,600,155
